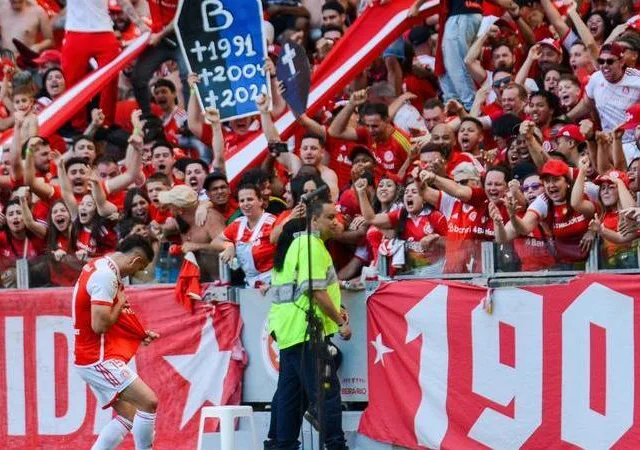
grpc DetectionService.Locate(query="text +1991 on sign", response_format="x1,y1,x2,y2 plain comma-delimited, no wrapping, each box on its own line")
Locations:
175,0,269,121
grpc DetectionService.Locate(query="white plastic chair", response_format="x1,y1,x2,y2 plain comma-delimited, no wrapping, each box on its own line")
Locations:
196,405,259,450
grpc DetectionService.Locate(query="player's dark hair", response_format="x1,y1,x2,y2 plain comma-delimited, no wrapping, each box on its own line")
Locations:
117,234,155,261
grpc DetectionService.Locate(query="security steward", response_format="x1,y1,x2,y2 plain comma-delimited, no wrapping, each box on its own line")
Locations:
268,200,352,450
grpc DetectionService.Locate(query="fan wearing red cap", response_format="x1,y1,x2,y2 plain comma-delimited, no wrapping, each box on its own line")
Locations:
492,158,595,266
582,166,637,267
552,124,585,166
569,43,640,144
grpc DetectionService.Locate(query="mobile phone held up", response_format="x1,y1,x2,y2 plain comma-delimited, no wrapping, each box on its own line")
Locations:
268,142,288,157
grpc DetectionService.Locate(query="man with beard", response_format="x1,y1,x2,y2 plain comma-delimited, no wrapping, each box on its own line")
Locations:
152,79,187,148
273,134,340,201
329,90,412,173
465,30,538,93
109,0,142,46
569,44,640,144
605,0,635,24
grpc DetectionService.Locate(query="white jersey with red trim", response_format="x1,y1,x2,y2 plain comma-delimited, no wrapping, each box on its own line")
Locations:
72,256,122,366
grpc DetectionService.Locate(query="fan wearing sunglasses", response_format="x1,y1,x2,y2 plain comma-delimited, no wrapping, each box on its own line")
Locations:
509,164,555,271
568,43,640,144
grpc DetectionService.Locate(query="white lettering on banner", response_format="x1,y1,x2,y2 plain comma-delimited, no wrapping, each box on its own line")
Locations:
201,0,233,32
36,316,86,435
469,288,543,449
5,317,26,436
405,284,449,449
561,283,634,449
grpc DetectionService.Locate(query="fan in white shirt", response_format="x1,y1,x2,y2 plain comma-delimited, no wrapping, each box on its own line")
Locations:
568,43,640,143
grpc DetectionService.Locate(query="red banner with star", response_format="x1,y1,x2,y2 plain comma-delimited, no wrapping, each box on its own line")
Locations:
0,285,245,449
360,275,640,449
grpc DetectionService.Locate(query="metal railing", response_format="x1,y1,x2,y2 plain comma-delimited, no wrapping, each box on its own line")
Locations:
2,238,640,290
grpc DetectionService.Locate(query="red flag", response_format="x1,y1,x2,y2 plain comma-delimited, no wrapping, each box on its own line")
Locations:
174,251,202,312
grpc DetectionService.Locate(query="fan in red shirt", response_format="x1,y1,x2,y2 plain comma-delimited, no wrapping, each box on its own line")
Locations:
328,89,412,173
571,168,638,269
508,166,555,272
152,79,188,148
0,199,46,282
356,177,447,274
71,236,159,450
422,165,510,274
213,184,276,288
493,159,596,268
203,171,241,225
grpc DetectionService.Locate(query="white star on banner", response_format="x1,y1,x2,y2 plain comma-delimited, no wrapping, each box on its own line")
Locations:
370,333,394,366
164,315,232,429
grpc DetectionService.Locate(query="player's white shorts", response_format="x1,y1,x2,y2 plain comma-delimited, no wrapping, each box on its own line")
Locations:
75,359,138,409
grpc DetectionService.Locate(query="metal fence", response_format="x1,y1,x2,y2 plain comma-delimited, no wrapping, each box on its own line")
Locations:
2,238,640,290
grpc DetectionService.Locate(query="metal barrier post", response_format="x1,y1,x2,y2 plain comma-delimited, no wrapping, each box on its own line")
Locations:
16,259,29,289
219,255,232,284
481,242,495,276
586,238,599,273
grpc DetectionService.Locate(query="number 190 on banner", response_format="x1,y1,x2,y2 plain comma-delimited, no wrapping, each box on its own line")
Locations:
175,0,269,121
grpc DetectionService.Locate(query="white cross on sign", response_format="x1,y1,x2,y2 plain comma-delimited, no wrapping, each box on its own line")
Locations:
200,68,214,86
205,90,218,107
190,40,207,63
281,43,297,76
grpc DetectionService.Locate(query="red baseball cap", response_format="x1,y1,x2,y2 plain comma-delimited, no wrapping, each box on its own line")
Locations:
108,0,122,12
32,50,62,66
540,159,570,178
621,103,640,130
595,169,630,188
600,42,625,59
553,124,585,143
538,38,562,54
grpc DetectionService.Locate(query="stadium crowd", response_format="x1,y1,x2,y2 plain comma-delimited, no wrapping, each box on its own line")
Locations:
3,0,640,289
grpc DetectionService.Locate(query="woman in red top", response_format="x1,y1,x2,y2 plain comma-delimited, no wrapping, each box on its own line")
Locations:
69,194,117,262
46,199,72,261
123,188,151,224
213,184,277,288
573,165,638,269
0,199,46,287
492,159,596,268
364,176,402,268
356,178,447,275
